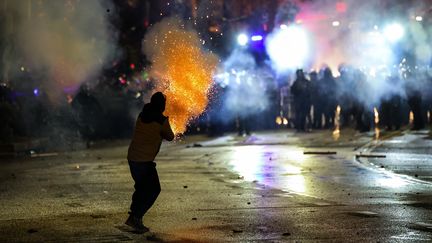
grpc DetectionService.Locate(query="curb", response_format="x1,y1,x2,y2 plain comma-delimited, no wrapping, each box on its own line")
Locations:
354,129,432,186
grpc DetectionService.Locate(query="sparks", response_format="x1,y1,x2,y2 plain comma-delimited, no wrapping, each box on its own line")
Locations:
143,18,219,134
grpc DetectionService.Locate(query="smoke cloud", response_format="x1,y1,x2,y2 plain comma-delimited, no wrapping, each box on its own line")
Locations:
293,0,432,71
268,0,432,108
214,49,271,121
1,0,117,101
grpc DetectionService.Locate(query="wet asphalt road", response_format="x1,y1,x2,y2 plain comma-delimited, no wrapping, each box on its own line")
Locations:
1,129,432,242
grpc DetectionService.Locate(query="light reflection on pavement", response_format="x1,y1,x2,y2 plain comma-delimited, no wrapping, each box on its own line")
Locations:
376,173,409,188
219,130,431,205
228,146,307,193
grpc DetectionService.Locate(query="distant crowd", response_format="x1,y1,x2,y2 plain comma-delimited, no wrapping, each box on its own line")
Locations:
290,66,432,132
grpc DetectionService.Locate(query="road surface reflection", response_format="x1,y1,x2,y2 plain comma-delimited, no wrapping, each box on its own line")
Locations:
228,146,307,193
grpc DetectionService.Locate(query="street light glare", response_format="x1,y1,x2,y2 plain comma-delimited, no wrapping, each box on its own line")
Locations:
383,23,404,42
237,34,248,46
251,35,263,41
280,24,288,30
415,16,423,22
265,25,310,72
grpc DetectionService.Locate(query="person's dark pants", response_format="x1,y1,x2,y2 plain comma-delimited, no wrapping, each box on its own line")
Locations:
313,103,324,129
295,103,310,131
237,115,251,136
324,105,336,129
128,161,161,218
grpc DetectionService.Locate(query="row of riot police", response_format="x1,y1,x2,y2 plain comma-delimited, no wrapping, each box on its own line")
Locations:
290,68,338,132
290,66,432,132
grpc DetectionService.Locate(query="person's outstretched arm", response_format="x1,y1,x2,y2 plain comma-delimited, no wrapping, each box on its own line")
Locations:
161,118,175,141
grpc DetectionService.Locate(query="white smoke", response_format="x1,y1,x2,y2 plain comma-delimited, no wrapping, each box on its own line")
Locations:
215,49,272,120
267,0,432,108
1,0,117,101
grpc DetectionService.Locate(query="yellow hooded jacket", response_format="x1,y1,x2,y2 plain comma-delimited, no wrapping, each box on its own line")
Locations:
127,114,174,162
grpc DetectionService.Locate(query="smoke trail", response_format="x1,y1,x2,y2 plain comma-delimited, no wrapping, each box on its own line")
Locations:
214,49,271,121
1,0,117,101
142,17,219,134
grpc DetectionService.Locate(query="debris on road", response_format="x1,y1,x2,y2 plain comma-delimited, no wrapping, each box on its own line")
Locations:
355,154,386,158
186,143,203,148
347,211,379,218
303,151,337,155
30,152,58,158
90,214,105,219
27,229,38,234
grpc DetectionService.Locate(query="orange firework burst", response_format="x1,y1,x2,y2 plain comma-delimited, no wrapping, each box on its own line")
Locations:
143,18,219,134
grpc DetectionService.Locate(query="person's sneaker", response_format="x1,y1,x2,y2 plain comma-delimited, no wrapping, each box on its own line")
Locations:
125,215,149,233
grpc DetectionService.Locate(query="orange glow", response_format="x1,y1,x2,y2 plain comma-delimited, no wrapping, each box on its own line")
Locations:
409,111,414,125
375,127,380,140
333,105,341,140
66,94,73,104
275,116,282,125
208,26,220,33
373,107,379,124
144,18,219,134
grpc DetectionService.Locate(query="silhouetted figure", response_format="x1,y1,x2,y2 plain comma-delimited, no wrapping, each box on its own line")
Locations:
310,71,323,129
380,74,403,130
407,89,425,130
320,68,337,129
237,114,251,136
291,69,311,131
352,70,371,132
337,67,354,127
126,92,174,233
425,76,432,125
405,72,425,130
71,86,103,141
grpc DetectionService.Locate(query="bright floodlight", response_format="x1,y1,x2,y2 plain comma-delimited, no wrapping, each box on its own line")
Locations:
265,25,310,72
359,31,394,72
383,23,404,43
415,16,423,22
332,21,340,27
237,34,248,46
251,35,263,41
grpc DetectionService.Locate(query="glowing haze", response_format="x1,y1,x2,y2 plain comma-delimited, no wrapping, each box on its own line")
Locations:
264,0,432,108
143,17,219,134
265,25,311,74
1,0,116,101
214,49,271,121
292,0,432,72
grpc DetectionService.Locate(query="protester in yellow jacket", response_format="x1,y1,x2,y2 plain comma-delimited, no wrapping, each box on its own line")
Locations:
125,92,174,233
